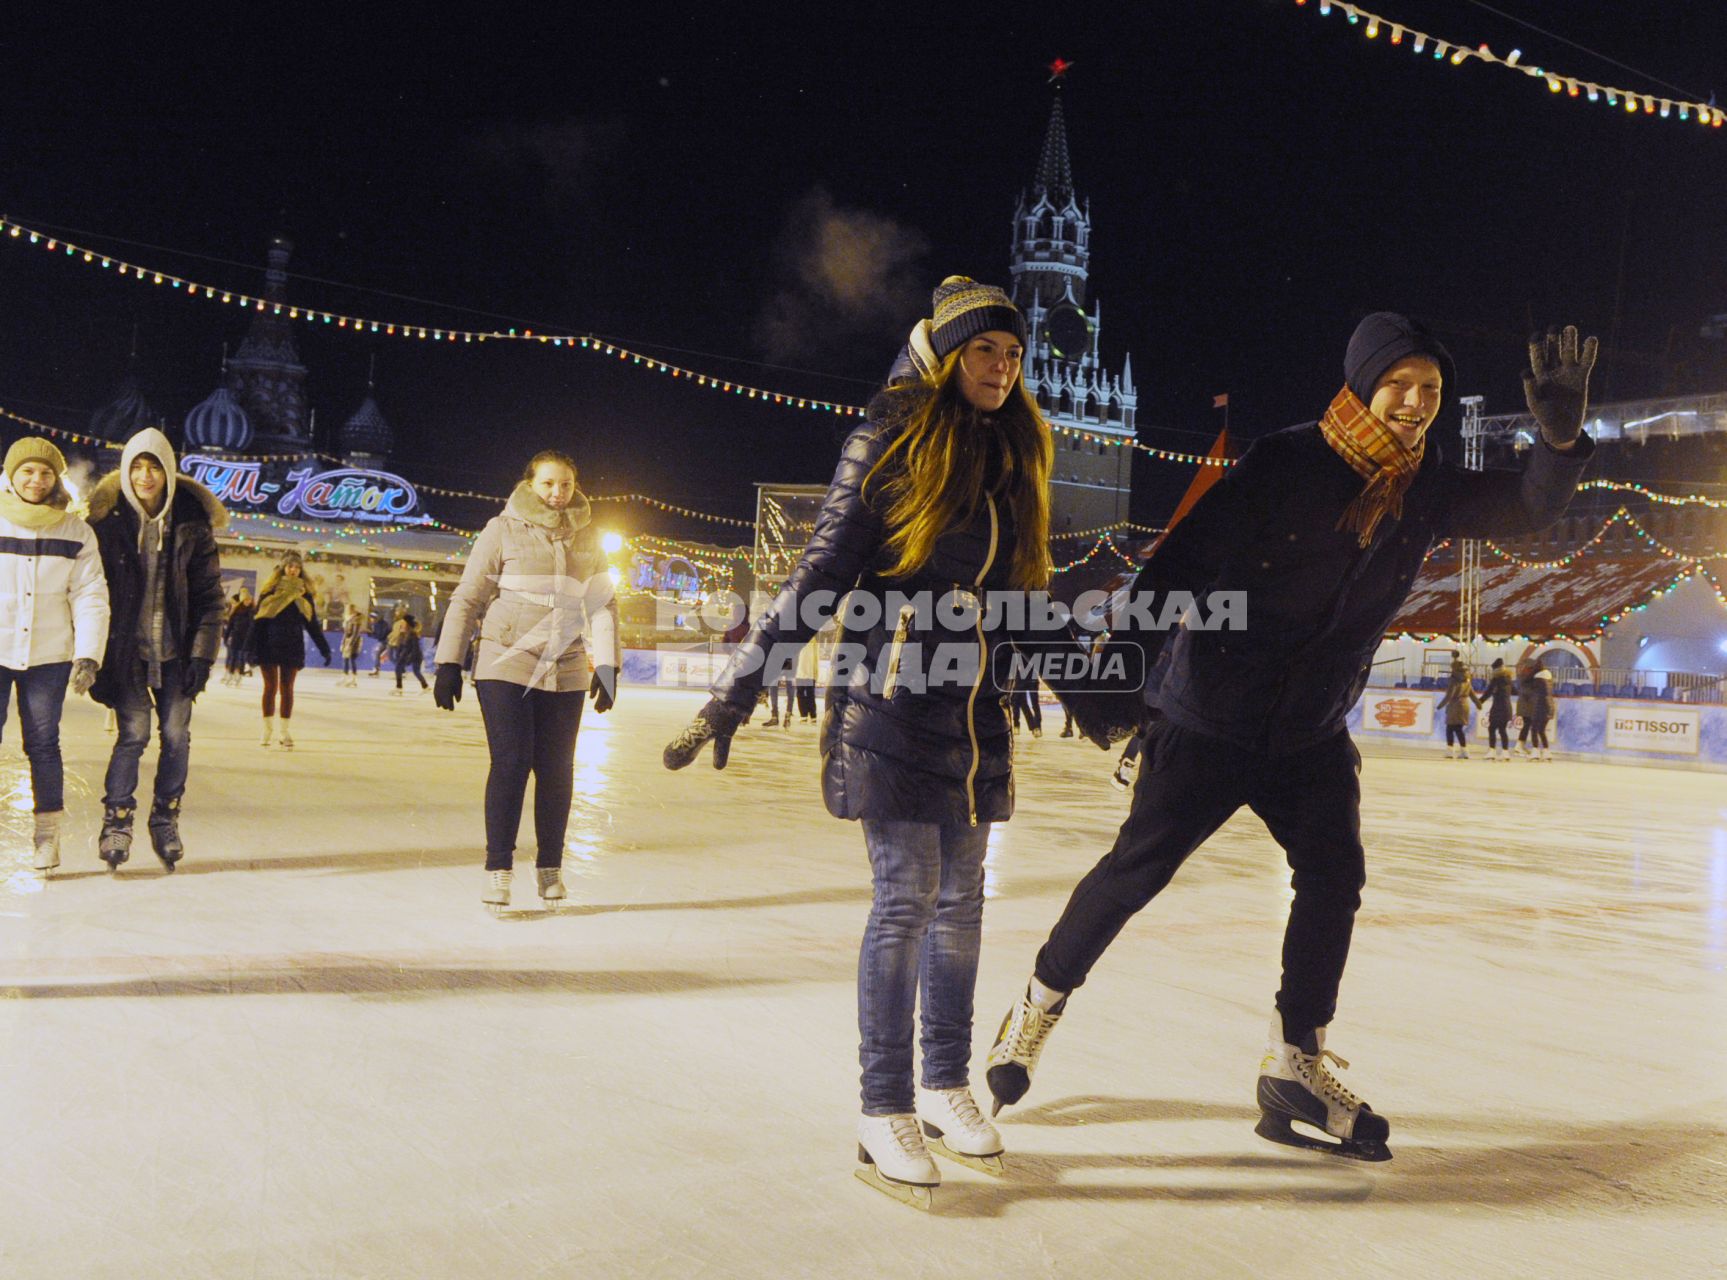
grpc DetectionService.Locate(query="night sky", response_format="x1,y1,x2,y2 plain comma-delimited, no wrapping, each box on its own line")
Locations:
5,2,1727,536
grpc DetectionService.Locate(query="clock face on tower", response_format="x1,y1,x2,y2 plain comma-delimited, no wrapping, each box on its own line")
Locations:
1043,305,1090,362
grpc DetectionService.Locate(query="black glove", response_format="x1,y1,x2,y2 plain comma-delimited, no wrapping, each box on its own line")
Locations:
433,663,464,711
183,658,213,700
1522,325,1598,450
1058,687,1152,751
70,658,99,697
589,664,617,714
663,698,747,771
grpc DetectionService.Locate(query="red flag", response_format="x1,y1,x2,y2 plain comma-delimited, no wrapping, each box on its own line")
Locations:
1151,426,1237,555
1212,393,1229,409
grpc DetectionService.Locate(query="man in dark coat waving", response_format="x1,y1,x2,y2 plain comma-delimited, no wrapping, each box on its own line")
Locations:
986,315,1598,1162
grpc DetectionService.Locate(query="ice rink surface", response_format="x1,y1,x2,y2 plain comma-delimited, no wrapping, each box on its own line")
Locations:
1,673,1723,1279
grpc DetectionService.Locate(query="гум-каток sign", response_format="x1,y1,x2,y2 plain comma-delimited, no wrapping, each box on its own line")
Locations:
180,455,432,525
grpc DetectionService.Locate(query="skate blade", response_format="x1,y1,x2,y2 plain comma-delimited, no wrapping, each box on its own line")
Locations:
926,1137,1005,1177
853,1165,934,1210
1254,1114,1392,1163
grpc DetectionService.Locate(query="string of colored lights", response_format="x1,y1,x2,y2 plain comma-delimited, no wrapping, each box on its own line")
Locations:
1052,534,1139,572
0,214,1241,468
1052,519,1167,540
585,494,754,529
1586,565,1707,641
226,511,481,545
0,403,761,528
0,217,864,418
1484,507,1726,567
1699,566,1727,612
1,390,1184,560
1481,508,1635,568
1292,1,1724,128
1579,479,1727,510
1615,509,1727,562
629,535,753,566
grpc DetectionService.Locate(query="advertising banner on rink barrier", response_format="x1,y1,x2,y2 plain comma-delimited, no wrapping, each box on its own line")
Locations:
651,649,730,688
1356,688,1436,736
1351,683,1727,772
1602,703,1702,756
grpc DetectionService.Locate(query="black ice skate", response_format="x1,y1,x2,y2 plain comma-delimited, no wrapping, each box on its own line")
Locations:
1255,1019,1391,1162
984,984,1067,1116
147,797,184,873
98,803,135,870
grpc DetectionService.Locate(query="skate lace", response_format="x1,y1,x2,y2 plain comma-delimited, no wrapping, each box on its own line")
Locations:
885,1114,924,1156
1299,1049,1362,1109
1006,1003,1058,1063
941,1088,987,1131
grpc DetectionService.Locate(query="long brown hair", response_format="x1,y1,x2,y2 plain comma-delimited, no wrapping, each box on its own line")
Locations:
865,347,1053,589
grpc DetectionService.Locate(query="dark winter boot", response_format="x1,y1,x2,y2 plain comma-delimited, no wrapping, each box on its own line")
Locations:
148,796,184,872
98,803,136,870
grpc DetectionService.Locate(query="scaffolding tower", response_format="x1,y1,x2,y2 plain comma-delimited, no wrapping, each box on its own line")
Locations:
1457,395,1485,648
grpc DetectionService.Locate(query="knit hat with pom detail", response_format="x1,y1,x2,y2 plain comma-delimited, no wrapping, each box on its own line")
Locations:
928,276,1027,360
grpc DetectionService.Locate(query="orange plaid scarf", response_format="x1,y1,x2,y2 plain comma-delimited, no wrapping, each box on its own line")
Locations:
1319,385,1425,547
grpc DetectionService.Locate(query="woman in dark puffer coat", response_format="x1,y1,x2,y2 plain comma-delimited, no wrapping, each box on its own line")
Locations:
664,278,1057,1203
247,550,331,749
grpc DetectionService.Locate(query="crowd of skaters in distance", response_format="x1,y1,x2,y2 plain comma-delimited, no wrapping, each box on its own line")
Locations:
0,429,617,899
1436,653,1556,761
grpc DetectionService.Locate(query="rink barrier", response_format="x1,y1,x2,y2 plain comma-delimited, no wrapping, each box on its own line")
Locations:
1350,686,1727,772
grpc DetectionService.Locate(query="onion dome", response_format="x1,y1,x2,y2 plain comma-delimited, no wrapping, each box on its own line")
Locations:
340,393,393,459
183,384,253,452
89,373,159,442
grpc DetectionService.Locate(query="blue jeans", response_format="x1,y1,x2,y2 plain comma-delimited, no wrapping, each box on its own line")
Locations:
0,662,71,812
103,660,194,808
858,819,990,1115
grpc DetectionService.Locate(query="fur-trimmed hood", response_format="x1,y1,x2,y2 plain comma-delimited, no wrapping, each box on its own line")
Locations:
504,481,591,536
88,470,228,530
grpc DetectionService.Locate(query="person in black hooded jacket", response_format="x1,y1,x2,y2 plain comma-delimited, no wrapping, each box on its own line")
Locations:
87,427,226,871
663,277,1062,1204
984,315,1599,1164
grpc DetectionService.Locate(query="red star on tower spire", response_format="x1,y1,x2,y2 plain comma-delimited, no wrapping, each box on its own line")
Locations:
1047,57,1073,84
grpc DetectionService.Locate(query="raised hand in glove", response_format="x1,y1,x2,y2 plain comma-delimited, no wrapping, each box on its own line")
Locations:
663,698,746,771
69,658,99,697
589,664,617,714
432,663,464,711
183,657,214,700
1522,325,1598,450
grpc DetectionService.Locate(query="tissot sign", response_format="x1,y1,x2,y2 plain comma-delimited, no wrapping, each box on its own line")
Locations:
182,455,432,526
1604,703,1701,755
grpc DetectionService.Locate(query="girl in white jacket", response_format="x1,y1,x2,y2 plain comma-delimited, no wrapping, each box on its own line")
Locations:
0,438,111,870
431,450,619,912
